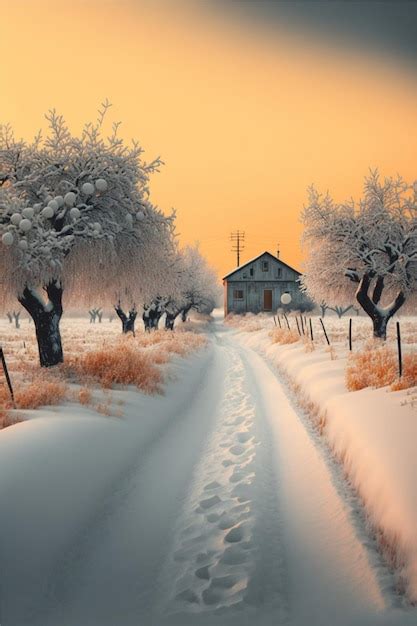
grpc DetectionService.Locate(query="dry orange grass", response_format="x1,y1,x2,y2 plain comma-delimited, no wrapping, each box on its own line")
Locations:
68,331,206,392
78,387,92,405
67,339,164,393
15,373,67,410
136,329,206,352
269,328,300,345
347,344,398,391
0,410,22,429
0,369,67,411
346,343,417,391
0,321,207,421
391,354,417,391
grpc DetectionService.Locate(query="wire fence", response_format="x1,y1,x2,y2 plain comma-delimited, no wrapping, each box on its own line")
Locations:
273,313,406,380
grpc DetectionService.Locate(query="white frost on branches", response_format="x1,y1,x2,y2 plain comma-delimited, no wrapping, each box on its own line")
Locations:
160,245,220,328
301,170,417,336
0,101,175,308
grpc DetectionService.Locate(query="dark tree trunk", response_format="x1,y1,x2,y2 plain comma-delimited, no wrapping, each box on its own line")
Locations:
355,273,405,340
153,310,163,329
143,306,163,331
181,305,192,322
143,311,151,332
115,303,137,334
12,311,21,328
165,310,180,331
18,282,64,367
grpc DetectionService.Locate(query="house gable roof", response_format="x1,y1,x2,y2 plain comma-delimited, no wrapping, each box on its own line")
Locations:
222,251,301,280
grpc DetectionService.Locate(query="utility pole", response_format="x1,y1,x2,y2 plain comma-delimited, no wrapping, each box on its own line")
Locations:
230,230,245,266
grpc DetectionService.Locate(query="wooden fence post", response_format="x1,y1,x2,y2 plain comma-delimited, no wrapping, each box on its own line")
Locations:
0,347,16,408
277,316,282,329
396,321,402,378
300,315,305,335
283,313,290,330
309,318,314,342
273,315,277,327
295,317,301,336
319,318,330,345
349,318,352,351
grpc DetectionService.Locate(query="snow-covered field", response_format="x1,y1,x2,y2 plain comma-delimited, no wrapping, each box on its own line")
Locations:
0,315,207,420
0,312,416,625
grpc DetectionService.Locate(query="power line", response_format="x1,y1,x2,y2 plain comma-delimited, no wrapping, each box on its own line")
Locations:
230,230,245,267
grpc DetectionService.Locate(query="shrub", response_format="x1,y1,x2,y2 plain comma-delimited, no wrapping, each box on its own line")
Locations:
1,370,67,411
78,387,92,405
14,373,67,409
346,343,417,391
0,410,23,429
391,354,417,391
269,328,300,345
68,339,163,393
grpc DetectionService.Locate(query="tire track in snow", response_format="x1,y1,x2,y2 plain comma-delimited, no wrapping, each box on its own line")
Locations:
160,343,287,620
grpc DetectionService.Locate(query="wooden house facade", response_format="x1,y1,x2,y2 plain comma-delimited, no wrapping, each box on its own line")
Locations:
223,251,305,315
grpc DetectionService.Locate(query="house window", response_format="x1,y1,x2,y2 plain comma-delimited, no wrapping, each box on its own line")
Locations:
249,267,254,277
242,272,247,279
233,289,244,300
262,261,269,272
275,268,282,278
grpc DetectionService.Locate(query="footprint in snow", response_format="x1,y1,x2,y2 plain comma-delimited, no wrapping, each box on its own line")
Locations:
204,481,222,491
176,589,199,604
229,444,246,456
225,525,244,543
199,495,222,510
236,432,253,444
195,565,210,580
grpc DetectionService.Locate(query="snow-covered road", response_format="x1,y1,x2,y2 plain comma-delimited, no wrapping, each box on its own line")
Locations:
0,320,415,626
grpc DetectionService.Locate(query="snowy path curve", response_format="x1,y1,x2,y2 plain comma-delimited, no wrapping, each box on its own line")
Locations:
1,320,414,626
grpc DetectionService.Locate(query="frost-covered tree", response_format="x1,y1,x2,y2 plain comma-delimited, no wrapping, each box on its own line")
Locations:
301,170,417,339
88,307,103,323
6,310,21,328
162,245,220,330
143,296,167,331
319,301,329,317
0,103,175,366
328,305,353,319
115,299,137,334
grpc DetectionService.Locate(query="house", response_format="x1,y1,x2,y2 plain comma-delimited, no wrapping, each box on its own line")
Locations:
223,251,306,315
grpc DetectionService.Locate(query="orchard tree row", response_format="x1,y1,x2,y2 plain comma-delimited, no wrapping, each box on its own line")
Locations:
0,103,220,367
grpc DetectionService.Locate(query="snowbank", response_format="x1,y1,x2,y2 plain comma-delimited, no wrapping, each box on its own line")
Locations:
0,345,211,625
235,328,417,603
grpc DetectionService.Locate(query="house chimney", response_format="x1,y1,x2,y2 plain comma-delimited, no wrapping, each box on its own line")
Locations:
276,244,280,259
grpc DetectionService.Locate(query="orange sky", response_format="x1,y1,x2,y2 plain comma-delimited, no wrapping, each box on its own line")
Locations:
1,0,416,277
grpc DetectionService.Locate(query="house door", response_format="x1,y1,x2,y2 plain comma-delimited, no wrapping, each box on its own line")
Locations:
263,289,272,311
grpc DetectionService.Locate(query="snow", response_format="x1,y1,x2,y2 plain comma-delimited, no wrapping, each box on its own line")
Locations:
41,205,54,218
235,320,417,605
81,182,95,196
95,178,108,192
0,313,416,625
1,232,13,246
64,192,76,207
19,218,32,232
